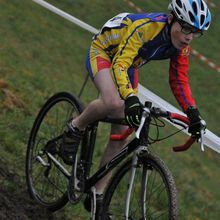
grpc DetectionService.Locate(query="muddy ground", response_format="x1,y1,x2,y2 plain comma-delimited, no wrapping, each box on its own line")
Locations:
0,160,61,220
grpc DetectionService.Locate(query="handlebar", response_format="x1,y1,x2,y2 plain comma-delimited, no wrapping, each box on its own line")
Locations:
110,104,206,152
110,127,134,140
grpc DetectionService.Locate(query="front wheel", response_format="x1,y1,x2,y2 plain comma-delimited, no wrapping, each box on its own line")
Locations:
102,153,178,219
25,92,84,211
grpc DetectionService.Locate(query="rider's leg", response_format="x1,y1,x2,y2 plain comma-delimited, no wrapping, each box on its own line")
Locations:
61,68,125,165
83,123,129,212
72,68,124,130
95,123,129,194
81,68,129,212
76,68,128,192
92,68,138,194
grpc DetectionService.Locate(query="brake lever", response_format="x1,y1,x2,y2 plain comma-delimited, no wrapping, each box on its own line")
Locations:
200,120,206,152
173,120,206,152
136,107,150,139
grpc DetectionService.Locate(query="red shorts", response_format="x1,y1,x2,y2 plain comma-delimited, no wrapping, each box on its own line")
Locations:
86,45,138,91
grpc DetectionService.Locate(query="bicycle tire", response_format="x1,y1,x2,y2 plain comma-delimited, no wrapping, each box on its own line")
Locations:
25,92,84,211
102,153,178,220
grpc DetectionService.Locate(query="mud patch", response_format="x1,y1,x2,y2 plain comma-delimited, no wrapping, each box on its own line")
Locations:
0,160,60,220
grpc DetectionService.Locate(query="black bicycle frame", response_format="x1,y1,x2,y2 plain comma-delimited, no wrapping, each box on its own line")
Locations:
84,137,140,190
78,119,148,192
76,112,151,192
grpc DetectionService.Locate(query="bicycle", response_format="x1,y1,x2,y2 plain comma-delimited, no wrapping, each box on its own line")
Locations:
25,91,205,220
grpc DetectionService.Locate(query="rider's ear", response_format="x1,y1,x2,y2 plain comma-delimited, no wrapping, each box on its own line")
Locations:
168,14,174,24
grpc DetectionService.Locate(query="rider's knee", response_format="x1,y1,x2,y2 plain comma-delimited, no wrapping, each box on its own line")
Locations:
104,96,124,113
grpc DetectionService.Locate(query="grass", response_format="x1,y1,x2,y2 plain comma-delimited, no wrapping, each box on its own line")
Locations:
0,0,220,219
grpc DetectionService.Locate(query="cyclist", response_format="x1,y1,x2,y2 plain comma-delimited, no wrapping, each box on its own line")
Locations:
60,0,211,214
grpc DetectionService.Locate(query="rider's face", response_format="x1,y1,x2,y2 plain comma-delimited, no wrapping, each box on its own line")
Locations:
169,17,195,49
170,22,194,49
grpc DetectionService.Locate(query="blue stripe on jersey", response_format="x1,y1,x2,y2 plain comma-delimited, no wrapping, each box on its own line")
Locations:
127,13,168,23
118,20,151,56
127,67,135,87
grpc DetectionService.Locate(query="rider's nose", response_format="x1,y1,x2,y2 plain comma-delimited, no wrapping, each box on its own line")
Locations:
185,33,194,42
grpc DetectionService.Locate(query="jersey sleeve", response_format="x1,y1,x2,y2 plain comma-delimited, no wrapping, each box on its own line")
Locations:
111,21,162,100
169,46,196,112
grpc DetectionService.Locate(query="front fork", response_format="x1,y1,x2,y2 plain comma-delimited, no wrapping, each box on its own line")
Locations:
125,146,148,220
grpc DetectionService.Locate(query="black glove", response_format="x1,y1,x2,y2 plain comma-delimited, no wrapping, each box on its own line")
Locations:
186,106,204,138
124,96,142,128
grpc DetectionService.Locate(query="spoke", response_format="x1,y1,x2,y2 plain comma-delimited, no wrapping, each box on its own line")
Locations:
32,163,47,185
145,167,156,209
46,175,66,195
55,104,63,136
143,169,169,219
26,94,82,211
106,159,172,219
36,173,50,202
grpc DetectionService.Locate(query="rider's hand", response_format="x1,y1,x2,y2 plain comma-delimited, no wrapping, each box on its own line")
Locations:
124,95,142,128
186,106,205,138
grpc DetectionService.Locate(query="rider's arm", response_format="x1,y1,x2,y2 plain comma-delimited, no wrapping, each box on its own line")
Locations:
169,45,196,113
111,21,164,99
169,49,205,137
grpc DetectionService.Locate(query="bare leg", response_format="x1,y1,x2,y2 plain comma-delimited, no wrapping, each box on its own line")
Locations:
95,123,129,194
73,68,124,130
73,68,128,193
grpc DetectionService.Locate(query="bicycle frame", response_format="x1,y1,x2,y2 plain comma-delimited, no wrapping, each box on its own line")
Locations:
41,120,143,187
80,115,153,220
76,118,138,188
82,113,150,185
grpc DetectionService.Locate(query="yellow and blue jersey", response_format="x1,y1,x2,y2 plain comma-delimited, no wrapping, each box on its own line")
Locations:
86,13,195,112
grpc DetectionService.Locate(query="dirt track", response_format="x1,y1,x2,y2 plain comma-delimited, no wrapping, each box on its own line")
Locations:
0,161,58,220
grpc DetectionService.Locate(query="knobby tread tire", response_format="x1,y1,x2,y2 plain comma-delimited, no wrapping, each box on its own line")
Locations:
25,92,84,211
102,153,178,220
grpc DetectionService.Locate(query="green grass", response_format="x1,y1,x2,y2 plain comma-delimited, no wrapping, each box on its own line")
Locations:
0,0,220,219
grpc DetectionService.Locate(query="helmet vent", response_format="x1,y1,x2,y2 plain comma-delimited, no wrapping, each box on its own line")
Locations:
205,22,210,28
201,0,205,11
176,0,182,8
170,0,211,30
192,1,198,15
175,7,181,16
188,11,195,23
183,4,187,12
201,14,205,25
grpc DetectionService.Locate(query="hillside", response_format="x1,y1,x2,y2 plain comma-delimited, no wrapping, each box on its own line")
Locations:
0,0,220,219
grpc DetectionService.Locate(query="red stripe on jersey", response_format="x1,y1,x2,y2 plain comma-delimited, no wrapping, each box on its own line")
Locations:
169,46,196,112
133,68,139,89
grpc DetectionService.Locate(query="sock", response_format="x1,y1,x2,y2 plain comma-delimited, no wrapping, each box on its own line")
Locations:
70,120,85,132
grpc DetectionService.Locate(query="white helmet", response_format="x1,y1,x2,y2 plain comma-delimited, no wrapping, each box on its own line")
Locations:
168,0,211,30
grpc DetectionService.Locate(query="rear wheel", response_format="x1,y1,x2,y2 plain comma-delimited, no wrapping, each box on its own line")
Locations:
102,153,178,219
25,92,84,211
